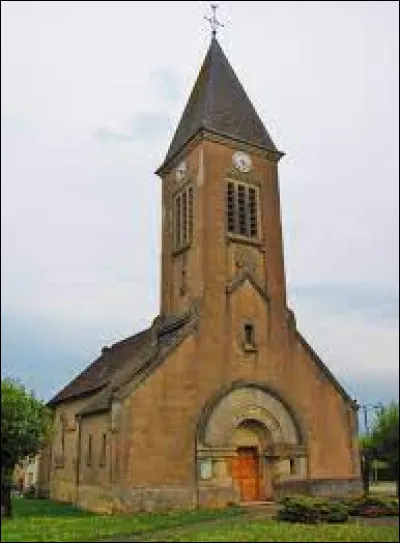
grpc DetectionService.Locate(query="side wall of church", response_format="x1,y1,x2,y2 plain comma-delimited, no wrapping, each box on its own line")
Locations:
45,397,90,504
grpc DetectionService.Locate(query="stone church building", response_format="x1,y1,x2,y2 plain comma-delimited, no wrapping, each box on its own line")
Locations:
38,36,361,513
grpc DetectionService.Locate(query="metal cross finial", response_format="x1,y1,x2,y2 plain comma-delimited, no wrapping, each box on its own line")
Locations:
204,3,223,39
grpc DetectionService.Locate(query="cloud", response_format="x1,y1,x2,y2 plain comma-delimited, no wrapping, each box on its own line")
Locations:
291,297,399,380
1,1,398,406
0,115,31,136
93,112,172,143
150,67,183,104
290,282,399,322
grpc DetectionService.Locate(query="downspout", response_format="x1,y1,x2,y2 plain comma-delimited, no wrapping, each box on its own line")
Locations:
75,415,82,507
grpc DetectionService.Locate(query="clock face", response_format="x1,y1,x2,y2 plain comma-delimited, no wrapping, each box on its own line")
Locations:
176,161,187,181
233,151,252,172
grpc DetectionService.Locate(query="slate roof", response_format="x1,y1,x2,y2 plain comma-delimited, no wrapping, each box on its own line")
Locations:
47,310,197,411
159,37,279,171
77,313,196,416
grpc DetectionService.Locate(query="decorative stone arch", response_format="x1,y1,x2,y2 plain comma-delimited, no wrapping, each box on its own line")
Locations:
196,381,307,448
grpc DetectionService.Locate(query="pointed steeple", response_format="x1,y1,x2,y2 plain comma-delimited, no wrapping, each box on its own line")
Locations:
158,38,280,172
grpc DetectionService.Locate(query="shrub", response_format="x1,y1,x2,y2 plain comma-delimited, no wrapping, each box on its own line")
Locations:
346,495,399,517
277,496,349,524
23,485,36,499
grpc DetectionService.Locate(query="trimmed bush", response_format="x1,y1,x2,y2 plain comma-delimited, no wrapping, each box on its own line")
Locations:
346,495,399,517
277,496,349,524
22,485,36,499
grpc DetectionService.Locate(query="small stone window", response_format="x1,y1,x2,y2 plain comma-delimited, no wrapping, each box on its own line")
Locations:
244,323,255,345
199,458,213,480
99,433,107,467
242,323,257,352
86,435,93,467
60,420,65,457
289,458,296,475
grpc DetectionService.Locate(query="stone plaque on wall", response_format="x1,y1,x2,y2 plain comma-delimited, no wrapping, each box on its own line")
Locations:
199,458,213,480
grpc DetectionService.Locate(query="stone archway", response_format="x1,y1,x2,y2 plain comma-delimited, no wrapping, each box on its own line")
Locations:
196,383,308,505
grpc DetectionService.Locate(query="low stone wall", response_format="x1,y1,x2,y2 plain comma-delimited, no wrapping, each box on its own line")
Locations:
76,484,115,514
274,477,363,498
114,485,197,513
49,480,78,504
76,484,198,514
198,485,239,508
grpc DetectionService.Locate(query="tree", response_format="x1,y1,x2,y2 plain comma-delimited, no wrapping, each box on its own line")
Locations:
1,378,52,517
369,401,399,497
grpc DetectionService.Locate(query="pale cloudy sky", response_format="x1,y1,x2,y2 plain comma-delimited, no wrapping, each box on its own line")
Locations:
1,1,398,423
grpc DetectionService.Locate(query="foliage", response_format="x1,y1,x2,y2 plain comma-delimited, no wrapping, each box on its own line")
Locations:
1,378,52,480
276,496,349,524
1,498,244,542
345,495,399,517
22,485,37,500
369,403,399,479
359,402,399,496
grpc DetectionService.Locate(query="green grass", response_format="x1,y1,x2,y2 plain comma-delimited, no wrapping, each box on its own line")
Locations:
2,498,399,543
148,519,400,542
1,498,244,542
11,497,96,518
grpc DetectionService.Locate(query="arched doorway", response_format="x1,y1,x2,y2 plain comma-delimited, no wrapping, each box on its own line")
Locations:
229,419,273,501
196,383,308,505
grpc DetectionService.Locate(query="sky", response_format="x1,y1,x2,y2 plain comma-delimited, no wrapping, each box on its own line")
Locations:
1,1,399,429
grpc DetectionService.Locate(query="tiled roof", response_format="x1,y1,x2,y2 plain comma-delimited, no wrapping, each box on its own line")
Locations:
47,309,198,410
77,310,198,416
159,37,278,170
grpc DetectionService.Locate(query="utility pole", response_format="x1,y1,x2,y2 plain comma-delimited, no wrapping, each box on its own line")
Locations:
359,402,384,490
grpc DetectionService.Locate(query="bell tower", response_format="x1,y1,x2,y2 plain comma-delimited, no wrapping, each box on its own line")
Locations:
156,35,287,332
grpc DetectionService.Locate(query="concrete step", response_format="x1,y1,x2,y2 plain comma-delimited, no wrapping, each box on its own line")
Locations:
239,501,279,517
240,500,276,507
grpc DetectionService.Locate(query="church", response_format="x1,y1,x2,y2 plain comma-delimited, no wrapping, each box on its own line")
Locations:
38,32,362,513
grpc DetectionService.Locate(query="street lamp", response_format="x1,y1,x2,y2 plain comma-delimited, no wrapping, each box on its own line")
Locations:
359,402,384,435
359,402,384,491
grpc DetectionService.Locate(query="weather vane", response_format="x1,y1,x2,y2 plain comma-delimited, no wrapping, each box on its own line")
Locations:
204,3,223,39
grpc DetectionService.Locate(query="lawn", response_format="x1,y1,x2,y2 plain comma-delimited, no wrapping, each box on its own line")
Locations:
150,519,399,542
1,497,244,542
1,497,398,543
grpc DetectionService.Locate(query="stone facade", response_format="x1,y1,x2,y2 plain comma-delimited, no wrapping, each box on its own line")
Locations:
38,38,362,513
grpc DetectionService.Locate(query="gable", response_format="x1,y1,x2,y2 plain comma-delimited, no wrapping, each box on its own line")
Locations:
76,306,199,417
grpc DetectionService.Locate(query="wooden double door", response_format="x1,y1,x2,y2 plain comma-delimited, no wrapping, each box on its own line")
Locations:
231,446,261,502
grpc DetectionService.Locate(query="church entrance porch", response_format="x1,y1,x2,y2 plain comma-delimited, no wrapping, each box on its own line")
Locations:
196,383,308,507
